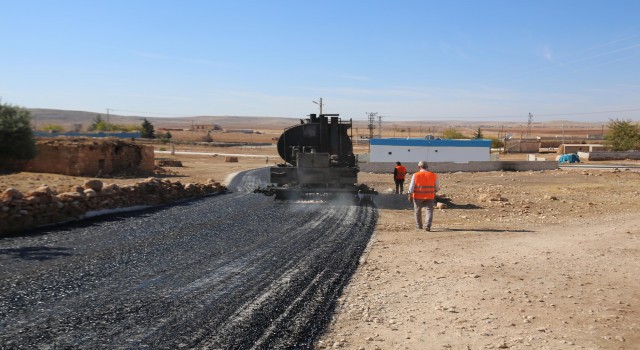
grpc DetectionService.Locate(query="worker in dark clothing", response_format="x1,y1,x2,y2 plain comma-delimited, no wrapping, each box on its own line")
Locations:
393,161,407,194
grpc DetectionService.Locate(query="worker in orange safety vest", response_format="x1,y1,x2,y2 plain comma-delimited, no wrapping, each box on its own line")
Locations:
407,160,440,231
393,161,407,194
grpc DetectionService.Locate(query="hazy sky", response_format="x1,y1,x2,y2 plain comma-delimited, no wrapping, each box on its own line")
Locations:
1,0,639,122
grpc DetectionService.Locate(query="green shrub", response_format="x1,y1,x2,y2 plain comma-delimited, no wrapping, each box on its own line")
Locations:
0,100,37,160
605,119,640,151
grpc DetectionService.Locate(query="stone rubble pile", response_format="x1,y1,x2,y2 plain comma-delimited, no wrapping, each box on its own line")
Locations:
0,178,226,235
156,159,183,167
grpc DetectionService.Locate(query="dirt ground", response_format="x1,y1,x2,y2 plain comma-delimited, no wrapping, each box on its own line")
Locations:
2,145,639,350
319,168,640,350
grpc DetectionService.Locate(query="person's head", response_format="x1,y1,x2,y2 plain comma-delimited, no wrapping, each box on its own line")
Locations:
396,161,401,166
418,161,428,170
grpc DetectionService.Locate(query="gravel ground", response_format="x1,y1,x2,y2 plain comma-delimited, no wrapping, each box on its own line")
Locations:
0,168,377,349
319,169,640,349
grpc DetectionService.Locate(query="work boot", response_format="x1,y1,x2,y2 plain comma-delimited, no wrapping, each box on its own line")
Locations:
425,226,431,232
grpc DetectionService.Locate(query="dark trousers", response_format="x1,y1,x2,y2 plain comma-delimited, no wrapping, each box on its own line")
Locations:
394,179,405,194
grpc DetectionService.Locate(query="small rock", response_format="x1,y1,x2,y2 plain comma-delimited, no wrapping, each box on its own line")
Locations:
84,179,104,192
1,188,23,202
29,185,53,197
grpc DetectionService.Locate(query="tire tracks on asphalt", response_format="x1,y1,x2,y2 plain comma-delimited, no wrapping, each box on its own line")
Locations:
0,169,377,349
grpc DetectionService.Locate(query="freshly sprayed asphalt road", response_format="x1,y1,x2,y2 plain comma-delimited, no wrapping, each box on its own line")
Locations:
0,168,378,349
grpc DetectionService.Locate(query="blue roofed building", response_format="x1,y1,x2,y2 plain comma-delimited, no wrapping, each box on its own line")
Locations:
369,138,492,163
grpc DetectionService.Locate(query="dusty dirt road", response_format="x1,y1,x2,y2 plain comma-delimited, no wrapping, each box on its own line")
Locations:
2,146,639,349
318,168,640,350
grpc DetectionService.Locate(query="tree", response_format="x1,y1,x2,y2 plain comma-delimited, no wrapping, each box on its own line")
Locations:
88,114,107,131
140,118,155,138
88,115,138,132
159,131,172,143
0,100,37,161
442,128,467,139
472,127,484,139
605,119,640,151
490,137,504,149
42,124,65,133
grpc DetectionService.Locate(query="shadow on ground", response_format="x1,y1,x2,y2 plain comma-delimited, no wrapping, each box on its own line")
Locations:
438,228,534,233
375,194,482,210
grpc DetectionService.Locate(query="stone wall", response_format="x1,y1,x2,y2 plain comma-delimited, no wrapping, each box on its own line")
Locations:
21,138,154,176
359,161,559,173
559,144,605,154
578,151,640,161
504,140,541,153
0,178,226,235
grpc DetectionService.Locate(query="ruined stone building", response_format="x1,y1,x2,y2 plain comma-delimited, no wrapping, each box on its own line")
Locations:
22,138,154,176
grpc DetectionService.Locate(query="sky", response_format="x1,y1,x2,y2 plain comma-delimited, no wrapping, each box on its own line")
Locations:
1,0,640,123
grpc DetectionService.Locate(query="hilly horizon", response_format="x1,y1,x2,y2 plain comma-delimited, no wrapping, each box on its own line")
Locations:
28,108,606,133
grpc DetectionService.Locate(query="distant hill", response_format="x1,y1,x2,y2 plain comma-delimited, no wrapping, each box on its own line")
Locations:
28,108,300,131
27,108,606,138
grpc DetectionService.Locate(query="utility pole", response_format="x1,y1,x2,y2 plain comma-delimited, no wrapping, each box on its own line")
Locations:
366,112,377,140
500,125,505,153
106,108,111,132
377,115,382,138
366,112,377,152
526,113,533,139
313,98,323,115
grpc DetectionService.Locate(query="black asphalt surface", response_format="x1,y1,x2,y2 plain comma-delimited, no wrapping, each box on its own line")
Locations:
0,168,378,349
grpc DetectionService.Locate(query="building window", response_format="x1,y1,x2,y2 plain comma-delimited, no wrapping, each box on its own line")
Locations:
434,149,438,152
388,152,392,155
407,149,411,152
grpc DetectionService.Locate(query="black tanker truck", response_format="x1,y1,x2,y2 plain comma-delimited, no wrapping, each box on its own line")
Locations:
255,113,377,202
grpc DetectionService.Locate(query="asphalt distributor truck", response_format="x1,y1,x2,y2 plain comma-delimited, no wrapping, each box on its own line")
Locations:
255,113,377,203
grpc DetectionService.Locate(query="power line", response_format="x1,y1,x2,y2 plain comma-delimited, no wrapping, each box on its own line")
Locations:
107,108,195,117
535,107,640,117
103,106,640,122
358,107,640,121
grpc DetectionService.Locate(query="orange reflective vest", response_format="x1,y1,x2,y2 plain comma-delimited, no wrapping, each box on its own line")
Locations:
394,165,407,180
412,171,437,200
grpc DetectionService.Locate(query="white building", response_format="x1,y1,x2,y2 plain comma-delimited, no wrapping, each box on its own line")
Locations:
369,138,492,163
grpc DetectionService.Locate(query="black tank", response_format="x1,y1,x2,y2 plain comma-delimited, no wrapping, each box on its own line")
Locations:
276,114,354,166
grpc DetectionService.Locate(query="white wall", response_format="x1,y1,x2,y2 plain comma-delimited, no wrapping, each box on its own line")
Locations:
370,145,490,163
360,161,559,173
